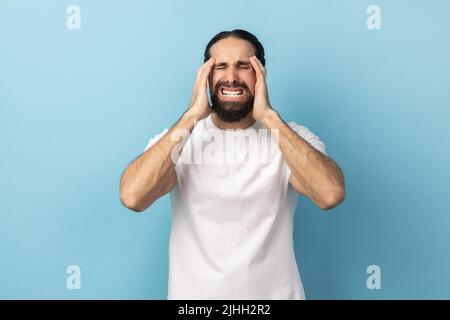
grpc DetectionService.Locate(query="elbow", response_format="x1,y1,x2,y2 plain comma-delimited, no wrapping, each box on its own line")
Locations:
120,195,144,213
119,190,148,213
319,186,346,211
119,174,153,212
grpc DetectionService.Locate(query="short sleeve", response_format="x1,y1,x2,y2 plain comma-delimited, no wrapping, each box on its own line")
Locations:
285,122,327,181
287,122,327,156
142,128,169,153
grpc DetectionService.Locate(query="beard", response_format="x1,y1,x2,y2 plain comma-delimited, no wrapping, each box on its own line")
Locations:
210,81,254,123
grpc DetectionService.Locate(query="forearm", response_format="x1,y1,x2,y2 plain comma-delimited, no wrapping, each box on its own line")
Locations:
261,109,345,207
120,110,199,211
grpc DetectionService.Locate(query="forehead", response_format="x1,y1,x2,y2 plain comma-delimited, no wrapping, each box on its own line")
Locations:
209,37,256,63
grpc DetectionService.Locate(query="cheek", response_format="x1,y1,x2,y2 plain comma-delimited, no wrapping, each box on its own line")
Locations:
209,73,222,90
242,73,256,95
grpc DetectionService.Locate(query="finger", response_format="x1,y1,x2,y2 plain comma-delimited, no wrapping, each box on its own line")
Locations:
253,55,266,74
200,57,215,89
200,57,215,79
195,57,213,82
251,55,266,77
201,57,215,80
249,55,265,82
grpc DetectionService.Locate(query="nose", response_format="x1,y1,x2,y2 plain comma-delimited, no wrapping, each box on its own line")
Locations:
224,67,240,85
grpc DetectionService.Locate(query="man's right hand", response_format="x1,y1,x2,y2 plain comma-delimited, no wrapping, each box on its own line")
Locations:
120,58,217,212
186,57,216,121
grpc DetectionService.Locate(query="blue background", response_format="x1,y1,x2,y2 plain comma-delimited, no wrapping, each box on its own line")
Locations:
1,0,449,299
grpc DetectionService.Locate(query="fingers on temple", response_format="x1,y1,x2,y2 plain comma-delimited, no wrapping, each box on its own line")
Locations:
196,62,208,82
200,58,215,88
250,55,265,81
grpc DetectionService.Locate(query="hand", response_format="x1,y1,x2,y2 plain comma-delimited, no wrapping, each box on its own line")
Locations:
249,55,273,123
186,57,216,121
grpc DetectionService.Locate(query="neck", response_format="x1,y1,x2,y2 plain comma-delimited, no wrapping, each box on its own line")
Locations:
211,112,256,130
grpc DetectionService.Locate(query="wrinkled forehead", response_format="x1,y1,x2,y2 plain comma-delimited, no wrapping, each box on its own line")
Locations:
209,37,256,64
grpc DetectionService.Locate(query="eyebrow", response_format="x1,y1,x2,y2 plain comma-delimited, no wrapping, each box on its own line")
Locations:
236,60,251,66
215,60,251,67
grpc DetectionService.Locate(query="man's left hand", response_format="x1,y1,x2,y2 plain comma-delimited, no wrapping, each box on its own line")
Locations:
249,55,274,122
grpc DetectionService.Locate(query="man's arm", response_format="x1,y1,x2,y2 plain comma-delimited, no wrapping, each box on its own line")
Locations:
249,55,345,210
261,110,345,210
119,111,196,212
119,57,216,212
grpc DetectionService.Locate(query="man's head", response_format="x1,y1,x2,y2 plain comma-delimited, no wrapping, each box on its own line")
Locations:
204,29,265,123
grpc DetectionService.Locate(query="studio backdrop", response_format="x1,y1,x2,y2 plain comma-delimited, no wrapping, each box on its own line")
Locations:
1,0,449,299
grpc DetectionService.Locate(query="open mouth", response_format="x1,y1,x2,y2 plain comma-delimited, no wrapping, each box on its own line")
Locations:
221,87,244,97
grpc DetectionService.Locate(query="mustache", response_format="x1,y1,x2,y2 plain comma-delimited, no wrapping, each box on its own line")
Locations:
213,81,251,93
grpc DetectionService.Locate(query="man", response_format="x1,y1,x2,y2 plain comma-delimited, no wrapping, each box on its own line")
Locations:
120,29,345,300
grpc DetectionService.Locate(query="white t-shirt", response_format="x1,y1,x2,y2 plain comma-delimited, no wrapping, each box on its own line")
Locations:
143,114,327,300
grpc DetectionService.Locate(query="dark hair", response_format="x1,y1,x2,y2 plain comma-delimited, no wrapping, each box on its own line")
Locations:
203,29,265,66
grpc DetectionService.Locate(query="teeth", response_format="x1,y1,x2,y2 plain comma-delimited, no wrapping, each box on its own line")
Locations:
222,89,243,96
